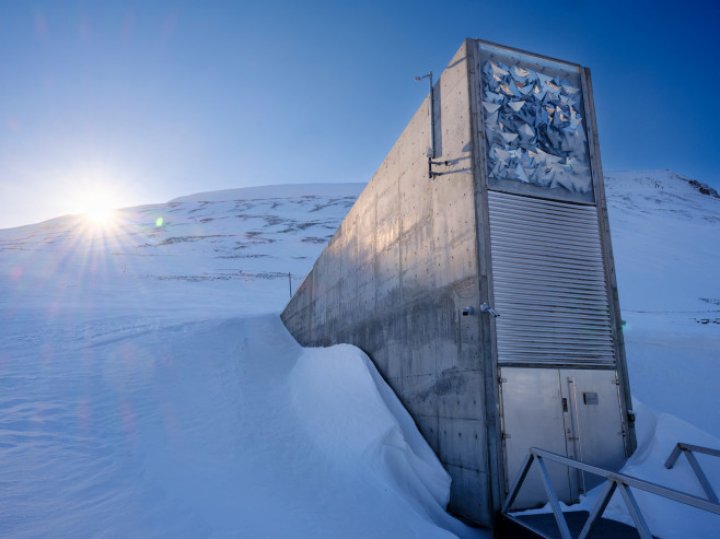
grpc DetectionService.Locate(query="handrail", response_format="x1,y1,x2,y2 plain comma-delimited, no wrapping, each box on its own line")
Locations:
665,442,720,503
502,447,720,539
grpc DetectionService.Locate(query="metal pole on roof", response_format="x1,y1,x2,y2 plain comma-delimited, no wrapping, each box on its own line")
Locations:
415,71,434,159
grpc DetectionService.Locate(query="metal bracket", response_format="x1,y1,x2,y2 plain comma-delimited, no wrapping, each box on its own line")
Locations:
415,71,456,180
428,157,451,179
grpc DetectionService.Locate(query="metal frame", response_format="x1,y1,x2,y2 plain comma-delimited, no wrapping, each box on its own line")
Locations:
503,447,720,539
665,442,720,503
581,67,636,456
467,38,505,524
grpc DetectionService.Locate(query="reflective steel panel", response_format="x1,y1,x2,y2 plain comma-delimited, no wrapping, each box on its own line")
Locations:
478,42,594,203
488,191,615,366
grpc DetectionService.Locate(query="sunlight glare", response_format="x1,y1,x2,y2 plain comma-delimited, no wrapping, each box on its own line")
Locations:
63,164,134,231
71,183,122,229
80,190,118,227
86,205,117,226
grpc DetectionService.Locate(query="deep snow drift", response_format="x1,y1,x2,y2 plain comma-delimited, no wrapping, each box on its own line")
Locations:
1,172,719,537
0,184,479,538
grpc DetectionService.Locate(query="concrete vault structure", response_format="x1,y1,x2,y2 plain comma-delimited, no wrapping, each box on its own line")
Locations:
281,39,636,527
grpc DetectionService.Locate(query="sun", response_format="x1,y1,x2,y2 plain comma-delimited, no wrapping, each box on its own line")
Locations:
74,187,120,228
85,204,117,226
61,164,135,232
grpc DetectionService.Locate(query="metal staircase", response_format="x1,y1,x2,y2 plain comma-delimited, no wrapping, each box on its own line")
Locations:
498,445,720,539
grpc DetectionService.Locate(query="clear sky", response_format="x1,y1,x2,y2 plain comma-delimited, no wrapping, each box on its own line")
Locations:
1,0,718,228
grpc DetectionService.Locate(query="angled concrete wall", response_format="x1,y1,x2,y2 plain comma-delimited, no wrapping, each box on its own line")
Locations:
281,41,495,524
282,38,636,528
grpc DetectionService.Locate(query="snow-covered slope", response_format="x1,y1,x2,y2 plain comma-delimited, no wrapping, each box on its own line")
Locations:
0,183,481,538
0,183,363,320
606,170,720,436
591,171,720,537
0,173,719,537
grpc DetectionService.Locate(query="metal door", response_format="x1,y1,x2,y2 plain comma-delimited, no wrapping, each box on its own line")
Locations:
559,368,627,492
499,367,573,508
500,366,627,508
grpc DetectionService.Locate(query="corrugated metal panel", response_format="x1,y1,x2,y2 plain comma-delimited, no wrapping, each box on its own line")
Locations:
488,191,615,365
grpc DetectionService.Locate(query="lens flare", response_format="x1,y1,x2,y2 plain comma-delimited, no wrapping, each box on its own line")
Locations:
86,206,117,225
73,187,119,228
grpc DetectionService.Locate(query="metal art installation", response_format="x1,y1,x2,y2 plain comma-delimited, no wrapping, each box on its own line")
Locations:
482,60,592,195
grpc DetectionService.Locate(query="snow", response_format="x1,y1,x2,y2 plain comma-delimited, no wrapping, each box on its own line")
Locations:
597,170,720,537
1,171,719,537
170,182,364,204
0,185,480,538
290,345,472,537
607,170,720,437
599,400,720,537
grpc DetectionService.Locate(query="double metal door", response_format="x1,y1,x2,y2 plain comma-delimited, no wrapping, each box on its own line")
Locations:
499,367,627,508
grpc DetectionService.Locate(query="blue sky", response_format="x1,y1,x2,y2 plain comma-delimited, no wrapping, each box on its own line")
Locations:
1,0,718,228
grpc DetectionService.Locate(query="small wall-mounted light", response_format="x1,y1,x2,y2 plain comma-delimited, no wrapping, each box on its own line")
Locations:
480,303,500,318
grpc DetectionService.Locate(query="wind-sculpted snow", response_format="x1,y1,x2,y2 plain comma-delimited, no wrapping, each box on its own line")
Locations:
0,183,483,538
0,314,477,537
1,175,719,537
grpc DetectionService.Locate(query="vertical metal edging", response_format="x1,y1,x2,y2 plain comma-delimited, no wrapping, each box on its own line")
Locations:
580,67,637,454
466,38,505,524
565,375,583,497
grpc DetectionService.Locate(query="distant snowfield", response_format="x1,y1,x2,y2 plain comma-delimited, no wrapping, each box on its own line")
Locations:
0,172,718,537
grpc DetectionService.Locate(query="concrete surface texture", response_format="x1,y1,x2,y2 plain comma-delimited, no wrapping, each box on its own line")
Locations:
282,38,633,527
282,41,495,523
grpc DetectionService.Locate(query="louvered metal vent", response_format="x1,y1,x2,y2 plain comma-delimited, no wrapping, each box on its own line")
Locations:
488,191,615,366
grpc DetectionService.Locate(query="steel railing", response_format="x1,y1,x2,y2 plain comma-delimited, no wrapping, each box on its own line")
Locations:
502,447,720,539
665,442,720,503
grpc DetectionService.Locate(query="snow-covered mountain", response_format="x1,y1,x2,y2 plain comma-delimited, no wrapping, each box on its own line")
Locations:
0,183,362,321
0,172,718,537
606,171,720,437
